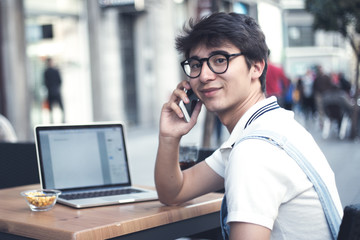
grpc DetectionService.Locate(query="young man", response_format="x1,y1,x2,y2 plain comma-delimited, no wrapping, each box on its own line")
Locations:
155,12,342,240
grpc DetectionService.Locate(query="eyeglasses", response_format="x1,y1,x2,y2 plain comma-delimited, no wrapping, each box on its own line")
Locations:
180,52,244,78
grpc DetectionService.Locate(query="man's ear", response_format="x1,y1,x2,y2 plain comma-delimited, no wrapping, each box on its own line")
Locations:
251,60,265,80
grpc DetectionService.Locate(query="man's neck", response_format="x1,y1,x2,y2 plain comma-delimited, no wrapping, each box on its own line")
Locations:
219,92,265,133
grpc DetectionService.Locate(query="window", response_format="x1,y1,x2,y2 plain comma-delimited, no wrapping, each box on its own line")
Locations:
288,26,315,47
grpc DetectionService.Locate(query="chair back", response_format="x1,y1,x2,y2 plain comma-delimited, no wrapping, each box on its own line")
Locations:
337,204,360,240
0,142,40,189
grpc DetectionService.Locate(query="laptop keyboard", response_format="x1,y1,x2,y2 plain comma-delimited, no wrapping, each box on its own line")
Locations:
60,188,143,200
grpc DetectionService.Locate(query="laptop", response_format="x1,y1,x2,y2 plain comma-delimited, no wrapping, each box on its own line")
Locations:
34,122,158,208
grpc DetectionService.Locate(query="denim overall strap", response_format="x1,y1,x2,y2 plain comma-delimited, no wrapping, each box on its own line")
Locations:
220,195,230,239
230,130,341,240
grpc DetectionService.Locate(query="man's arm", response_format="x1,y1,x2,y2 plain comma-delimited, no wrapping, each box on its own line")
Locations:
154,81,223,205
230,222,271,240
155,145,224,205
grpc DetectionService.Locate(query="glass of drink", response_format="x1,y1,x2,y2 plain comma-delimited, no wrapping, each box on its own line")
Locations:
179,144,199,170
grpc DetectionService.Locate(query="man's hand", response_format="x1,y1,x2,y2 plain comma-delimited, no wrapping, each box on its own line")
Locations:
159,80,202,139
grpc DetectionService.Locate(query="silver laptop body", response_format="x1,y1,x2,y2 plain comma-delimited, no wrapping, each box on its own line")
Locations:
34,122,158,208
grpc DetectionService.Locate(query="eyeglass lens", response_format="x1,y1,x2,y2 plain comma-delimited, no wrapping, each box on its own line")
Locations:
183,54,229,78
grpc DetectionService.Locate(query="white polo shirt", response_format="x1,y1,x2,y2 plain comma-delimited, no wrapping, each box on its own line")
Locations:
205,97,343,240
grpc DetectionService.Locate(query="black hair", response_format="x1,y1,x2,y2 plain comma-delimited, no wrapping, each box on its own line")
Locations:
176,12,269,92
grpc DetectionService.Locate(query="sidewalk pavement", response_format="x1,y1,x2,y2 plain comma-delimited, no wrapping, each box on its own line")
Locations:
126,114,360,209
301,119,360,208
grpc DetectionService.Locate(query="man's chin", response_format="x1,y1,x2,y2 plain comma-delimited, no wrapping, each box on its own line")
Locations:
203,103,221,113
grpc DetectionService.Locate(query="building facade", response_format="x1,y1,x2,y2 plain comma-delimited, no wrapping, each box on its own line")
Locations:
0,0,353,141
282,0,353,81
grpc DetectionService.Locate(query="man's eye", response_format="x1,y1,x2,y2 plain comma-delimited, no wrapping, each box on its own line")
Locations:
190,61,201,69
212,56,227,65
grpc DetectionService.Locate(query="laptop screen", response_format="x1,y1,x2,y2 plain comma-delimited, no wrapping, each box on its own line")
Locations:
35,124,131,190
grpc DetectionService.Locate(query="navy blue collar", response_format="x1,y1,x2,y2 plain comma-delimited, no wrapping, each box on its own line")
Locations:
244,101,279,129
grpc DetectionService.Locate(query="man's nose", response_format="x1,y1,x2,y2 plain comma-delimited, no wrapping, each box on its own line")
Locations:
199,61,215,82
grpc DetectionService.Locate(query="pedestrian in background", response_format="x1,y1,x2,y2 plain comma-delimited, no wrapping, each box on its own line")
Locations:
313,65,334,129
301,69,316,121
338,72,351,95
266,57,290,108
43,57,65,123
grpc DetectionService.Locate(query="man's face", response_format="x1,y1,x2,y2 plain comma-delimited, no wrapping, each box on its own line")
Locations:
188,42,258,115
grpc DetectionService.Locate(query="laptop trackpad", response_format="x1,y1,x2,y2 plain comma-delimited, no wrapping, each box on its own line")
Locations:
101,195,136,202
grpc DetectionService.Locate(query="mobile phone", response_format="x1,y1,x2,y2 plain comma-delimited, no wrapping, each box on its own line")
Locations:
179,89,199,122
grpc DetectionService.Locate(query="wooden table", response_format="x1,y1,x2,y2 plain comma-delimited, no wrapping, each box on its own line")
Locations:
0,184,223,240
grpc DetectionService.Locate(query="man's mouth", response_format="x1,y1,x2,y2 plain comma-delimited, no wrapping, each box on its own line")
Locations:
200,87,220,98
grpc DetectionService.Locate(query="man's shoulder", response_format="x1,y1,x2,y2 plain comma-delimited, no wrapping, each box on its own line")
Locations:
242,110,302,139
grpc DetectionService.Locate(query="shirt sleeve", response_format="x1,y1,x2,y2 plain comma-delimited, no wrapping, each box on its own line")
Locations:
225,138,304,229
205,148,225,178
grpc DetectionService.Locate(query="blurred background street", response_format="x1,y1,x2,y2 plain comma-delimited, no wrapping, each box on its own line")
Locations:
1,0,360,142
